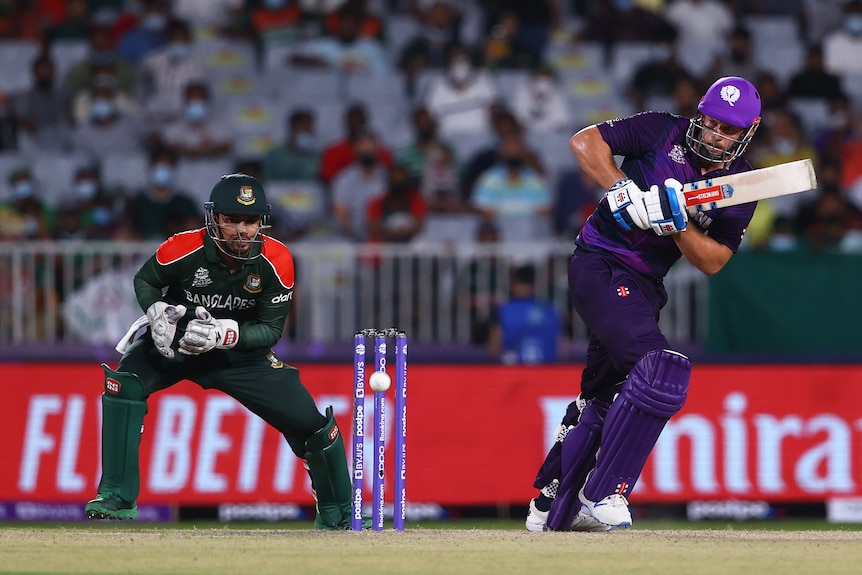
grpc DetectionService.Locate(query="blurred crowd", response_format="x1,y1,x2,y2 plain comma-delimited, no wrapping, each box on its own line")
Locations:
0,0,860,254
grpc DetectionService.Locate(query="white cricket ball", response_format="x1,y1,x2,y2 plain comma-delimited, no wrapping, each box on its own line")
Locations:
368,371,391,392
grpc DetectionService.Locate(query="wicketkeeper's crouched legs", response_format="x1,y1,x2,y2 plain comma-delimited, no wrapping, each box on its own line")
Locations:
85,364,147,520
303,406,357,530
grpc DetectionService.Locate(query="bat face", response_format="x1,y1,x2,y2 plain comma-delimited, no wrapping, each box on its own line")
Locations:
682,159,817,213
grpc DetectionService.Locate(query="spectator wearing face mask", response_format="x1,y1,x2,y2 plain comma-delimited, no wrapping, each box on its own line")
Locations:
117,0,172,65
823,0,862,75
367,163,427,243
16,53,72,153
470,135,551,243
510,65,572,134
0,167,54,241
72,79,149,160
320,103,393,184
424,44,499,139
159,81,232,159
289,6,389,74
262,109,320,182
62,164,127,240
331,130,388,241
72,68,143,125
120,146,199,240
399,1,462,96
64,24,137,102
138,18,206,121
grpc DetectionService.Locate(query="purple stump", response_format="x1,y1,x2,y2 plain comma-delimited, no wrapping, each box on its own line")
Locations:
394,331,407,530
351,331,366,531
372,332,388,530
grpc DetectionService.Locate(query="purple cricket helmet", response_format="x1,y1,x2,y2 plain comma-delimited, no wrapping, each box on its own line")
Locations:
686,76,762,164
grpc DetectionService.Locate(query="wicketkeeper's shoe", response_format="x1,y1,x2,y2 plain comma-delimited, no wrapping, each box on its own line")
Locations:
85,493,138,520
578,487,632,529
525,498,548,532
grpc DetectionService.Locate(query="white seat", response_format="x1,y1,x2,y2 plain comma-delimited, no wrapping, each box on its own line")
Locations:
100,154,150,195
0,152,25,195
267,179,326,228
0,40,40,94
49,40,89,87
787,98,832,138
385,14,421,59
198,38,258,76
842,73,862,104
610,42,665,90
444,130,496,164
413,213,481,245
31,153,91,208
346,73,406,108
175,158,234,205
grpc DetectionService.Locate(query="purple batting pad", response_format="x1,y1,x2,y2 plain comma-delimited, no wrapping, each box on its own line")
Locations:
532,399,585,490
545,399,609,531
583,349,691,502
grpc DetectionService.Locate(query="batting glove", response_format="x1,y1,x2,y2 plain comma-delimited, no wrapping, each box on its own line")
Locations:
178,306,239,355
146,301,187,359
645,178,688,236
606,178,650,231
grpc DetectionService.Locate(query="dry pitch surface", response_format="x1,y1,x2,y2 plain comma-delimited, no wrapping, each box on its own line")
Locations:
1,526,861,575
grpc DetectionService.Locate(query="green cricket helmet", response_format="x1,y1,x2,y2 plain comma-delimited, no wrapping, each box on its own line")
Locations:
205,173,272,260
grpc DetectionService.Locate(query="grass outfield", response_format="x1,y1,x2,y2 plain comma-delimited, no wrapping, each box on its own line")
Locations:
1,520,861,575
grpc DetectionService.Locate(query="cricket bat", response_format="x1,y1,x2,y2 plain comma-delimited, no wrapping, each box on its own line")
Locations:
682,159,817,214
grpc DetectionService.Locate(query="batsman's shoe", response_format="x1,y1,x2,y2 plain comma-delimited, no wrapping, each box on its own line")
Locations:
525,498,549,532
85,493,138,520
578,487,632,529
569,507,613,532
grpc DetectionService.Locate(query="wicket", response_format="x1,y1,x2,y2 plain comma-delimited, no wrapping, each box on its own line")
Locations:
352,328,407,531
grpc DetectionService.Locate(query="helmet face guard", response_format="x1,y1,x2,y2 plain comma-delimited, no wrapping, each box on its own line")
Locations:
686,114,760,164
686,76,761,165
205,204,271,261
204,173,272,261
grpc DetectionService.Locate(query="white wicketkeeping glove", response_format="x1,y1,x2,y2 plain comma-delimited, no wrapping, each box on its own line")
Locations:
178,306,240,355
146,301,187,359
645,178,688,236
606,178,650,231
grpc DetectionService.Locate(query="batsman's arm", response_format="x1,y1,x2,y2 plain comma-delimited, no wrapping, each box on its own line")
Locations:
672,225,733,276
569,125,626,188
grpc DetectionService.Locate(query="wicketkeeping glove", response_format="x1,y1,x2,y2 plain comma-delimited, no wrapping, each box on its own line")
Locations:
178,306,239,355
606,178,650,231
645,178,688,236
146,301,187,359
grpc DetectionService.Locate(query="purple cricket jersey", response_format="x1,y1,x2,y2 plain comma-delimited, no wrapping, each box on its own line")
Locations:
577,111,756,279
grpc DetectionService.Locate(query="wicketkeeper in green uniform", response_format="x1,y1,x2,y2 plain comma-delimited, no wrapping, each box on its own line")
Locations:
85,173,361,529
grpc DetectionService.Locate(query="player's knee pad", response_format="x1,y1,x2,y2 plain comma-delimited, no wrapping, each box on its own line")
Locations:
622,349,691,419
303,406,352,528
102,364,146,402
305,406,343,453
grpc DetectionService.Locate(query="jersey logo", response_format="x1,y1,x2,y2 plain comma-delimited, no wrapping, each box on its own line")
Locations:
668,144,686,165
266,351,284,369
720,85,741,107
237,185,256,206
244,273,262,294
192,267,212,287
616,286,630,297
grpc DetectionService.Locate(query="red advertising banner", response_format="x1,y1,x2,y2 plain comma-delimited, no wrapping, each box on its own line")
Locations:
2,363,861,506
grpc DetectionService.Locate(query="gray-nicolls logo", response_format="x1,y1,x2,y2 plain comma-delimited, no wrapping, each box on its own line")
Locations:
192,267,212,287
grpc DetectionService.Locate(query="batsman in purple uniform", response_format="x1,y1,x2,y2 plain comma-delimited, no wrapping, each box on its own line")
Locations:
525,77,762,531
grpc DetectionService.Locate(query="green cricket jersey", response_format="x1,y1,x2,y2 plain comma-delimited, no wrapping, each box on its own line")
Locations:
134,228,295,351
